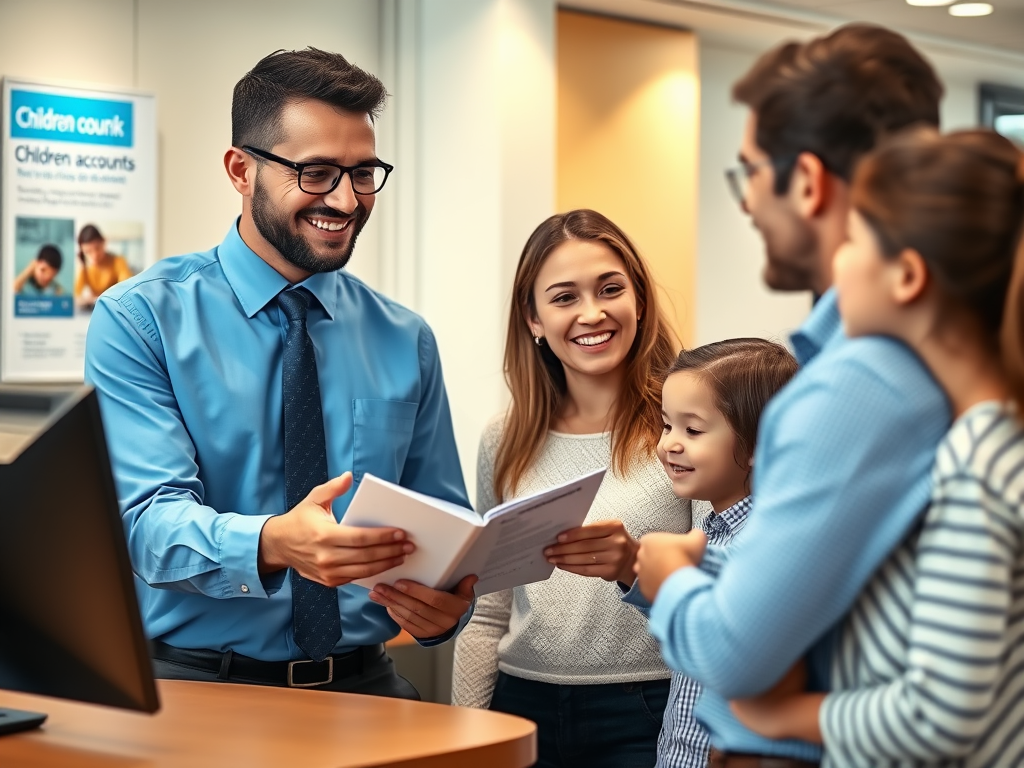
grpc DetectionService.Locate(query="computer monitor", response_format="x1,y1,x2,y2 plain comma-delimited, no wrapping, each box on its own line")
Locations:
0,385,159,735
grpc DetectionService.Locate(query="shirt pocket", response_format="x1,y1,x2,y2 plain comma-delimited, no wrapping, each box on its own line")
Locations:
351,399,418,484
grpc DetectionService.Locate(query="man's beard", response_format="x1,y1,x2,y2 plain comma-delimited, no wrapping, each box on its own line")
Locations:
251,176,368,275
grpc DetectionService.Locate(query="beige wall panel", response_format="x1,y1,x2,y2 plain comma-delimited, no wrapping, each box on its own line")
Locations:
557,10,698,346
0,0,134,87
135,0,381,280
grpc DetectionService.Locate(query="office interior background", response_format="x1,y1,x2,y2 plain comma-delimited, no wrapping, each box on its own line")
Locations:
2,0,1022,700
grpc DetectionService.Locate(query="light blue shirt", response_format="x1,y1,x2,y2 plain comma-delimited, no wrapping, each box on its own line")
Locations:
649,290,951,760
85,221,469,661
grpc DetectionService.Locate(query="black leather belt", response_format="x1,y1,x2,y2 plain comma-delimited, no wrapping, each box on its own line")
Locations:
150,640,385,688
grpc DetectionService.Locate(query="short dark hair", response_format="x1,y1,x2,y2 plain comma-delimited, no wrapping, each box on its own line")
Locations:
664,338,798,468
231,48,388,150
733,24,943,194
36,244,62,271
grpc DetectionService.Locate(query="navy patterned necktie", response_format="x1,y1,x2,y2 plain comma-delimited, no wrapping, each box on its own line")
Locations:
279,287,342,662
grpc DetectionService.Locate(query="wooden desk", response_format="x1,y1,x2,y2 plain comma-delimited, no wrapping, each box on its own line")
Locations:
0,680,536,768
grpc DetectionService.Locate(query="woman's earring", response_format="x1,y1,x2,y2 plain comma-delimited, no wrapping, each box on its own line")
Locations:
534,336,544,347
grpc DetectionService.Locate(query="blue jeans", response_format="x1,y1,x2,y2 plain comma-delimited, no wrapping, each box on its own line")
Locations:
490,671,669,768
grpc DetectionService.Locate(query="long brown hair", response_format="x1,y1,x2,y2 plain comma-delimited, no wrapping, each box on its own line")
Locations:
493,209,678,499
851,129,1024,407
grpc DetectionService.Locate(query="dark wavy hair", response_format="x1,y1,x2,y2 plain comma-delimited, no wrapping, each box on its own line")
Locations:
733,24,942,194
232,48,387,150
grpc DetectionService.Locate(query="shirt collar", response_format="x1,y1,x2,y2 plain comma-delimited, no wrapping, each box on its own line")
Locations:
217,219,338,321
717,495,752,530
789,288,842,366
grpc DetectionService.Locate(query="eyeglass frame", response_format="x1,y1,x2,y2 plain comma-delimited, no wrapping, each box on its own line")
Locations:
240,145,394,196
723,158,777,207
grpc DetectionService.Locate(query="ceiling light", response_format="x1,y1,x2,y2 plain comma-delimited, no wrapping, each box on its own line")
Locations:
949,2,994,15
906,0,954,6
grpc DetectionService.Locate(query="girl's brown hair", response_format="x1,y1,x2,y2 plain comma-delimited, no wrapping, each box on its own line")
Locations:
665,339,798,469
851,129,1024,406
493,209,678,500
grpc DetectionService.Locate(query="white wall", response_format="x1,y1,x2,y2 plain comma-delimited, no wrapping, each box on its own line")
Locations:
378,0,555,502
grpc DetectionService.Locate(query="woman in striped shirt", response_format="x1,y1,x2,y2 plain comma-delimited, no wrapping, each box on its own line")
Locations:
730,129,1024,766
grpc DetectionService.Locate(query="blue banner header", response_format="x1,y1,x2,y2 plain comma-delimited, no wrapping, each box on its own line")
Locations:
10,89,133,148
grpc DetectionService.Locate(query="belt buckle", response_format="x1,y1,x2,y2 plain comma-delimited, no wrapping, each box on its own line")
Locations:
287,657,334,688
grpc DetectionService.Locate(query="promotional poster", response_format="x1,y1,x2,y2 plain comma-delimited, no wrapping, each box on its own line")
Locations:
1,78,156,382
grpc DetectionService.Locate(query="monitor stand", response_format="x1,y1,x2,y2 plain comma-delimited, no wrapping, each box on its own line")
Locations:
0,707,47,736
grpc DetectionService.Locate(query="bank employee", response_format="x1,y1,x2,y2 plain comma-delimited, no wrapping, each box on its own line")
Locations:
85,48,475,697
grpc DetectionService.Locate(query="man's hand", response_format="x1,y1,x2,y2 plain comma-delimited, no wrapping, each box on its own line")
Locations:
544,520,639,583
730,661,824,743
368,574,478,639
635,529,708,602
257,472,414,587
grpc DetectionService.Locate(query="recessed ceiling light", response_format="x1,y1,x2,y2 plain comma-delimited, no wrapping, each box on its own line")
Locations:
949,2,994,15
906,0,954,6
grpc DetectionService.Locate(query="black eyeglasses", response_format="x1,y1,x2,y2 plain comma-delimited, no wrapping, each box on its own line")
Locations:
241,146,394,196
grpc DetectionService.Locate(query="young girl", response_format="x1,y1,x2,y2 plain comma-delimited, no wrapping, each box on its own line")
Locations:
730,129,1024,766
591,339,797,768
451,209,696,768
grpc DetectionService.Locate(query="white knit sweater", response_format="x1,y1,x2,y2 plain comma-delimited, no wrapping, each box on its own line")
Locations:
452,415,705,709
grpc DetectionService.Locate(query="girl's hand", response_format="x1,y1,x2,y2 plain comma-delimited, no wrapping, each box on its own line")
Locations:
544,520,639,583
729,661,825,743
635,530,708,602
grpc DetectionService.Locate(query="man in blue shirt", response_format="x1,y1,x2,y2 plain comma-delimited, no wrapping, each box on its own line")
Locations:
85,48,473,697
633,25,952,765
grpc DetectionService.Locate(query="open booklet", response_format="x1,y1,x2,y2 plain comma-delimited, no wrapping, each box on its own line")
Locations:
343,468,607,596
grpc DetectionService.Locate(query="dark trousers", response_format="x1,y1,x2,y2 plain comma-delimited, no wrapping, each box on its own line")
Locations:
151,642,420,700
490,671,669,768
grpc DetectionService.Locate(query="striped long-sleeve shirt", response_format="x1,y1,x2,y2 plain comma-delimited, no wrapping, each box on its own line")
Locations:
821,400,1024,767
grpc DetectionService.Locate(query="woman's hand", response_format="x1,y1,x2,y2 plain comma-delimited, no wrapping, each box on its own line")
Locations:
545,519,639,583
729,661,824,743
635,530,708,602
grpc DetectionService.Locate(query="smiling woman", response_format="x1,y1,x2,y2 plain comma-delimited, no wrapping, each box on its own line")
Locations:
452,209,706,768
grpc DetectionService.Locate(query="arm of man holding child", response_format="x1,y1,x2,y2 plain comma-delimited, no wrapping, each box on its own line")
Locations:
732,464,1013,762
635,347,948,698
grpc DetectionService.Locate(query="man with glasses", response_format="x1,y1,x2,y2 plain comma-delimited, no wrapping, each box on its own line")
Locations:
635,25,951,767
85,48,473,697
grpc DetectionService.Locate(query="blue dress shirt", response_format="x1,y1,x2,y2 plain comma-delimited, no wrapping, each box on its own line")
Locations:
649,290,951,760
85,221,469,661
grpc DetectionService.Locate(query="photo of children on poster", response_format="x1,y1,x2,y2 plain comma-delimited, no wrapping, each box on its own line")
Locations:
1,79,156,382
